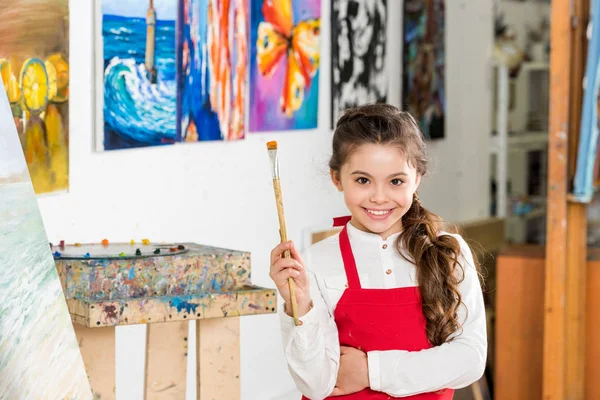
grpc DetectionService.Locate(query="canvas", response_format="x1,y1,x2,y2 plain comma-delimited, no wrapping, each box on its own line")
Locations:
403,0,446,140
331,0,387,128
0,82,92,399
178,0,248,141
98,0,178,150
249,0,321,132
0,0,69,195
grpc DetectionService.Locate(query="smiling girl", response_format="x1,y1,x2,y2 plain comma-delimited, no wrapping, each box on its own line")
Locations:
269,104,487,399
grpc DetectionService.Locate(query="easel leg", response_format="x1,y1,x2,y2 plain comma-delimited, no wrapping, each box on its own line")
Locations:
73,325,116,400
196,317,240,400
144,321,188,399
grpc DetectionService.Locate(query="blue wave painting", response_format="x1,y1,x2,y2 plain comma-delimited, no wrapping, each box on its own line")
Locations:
0,81,92,399
101,0,178,150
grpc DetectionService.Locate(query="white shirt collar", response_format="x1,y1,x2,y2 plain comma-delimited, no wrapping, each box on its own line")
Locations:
346,220,403,244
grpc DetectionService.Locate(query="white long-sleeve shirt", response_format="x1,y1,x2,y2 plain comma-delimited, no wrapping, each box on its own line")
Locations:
279,222,487,399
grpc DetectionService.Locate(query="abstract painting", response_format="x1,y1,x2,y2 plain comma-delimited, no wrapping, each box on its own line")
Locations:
98,0,177,150
0,0,69,195
331,0,387,128
178,0,248,141
0,81,92,399
249,0,321,132
403,0,445,140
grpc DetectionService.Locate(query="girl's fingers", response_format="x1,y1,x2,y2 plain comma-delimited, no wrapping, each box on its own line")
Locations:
270,257,302,275
270,241,303,267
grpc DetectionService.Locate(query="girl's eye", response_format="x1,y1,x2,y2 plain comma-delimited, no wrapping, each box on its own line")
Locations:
391,179,403,186
356,177,369,184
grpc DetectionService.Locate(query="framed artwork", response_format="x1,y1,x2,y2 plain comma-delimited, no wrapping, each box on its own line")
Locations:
403,0,446,140
178,0,248,142
96,0,178,151
249,0,321,132
0,84,92,399
331,0,387,128
0,0,69,194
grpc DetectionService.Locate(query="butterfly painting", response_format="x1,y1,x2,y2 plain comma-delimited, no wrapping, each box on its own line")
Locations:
250,0,321,132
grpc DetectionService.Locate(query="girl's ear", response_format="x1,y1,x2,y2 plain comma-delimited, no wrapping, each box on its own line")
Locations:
415,173,422,190
330,169,343,192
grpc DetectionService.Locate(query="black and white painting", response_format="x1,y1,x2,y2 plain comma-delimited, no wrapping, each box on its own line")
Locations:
331,0,388,128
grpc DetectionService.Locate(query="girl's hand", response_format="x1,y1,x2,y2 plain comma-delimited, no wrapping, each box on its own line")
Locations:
330,346,370,396
269,241,312,317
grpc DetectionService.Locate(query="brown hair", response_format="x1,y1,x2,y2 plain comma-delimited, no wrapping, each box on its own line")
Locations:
330,103,472,346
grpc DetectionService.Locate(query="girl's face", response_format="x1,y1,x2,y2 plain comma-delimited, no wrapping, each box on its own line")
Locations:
331,143,421,239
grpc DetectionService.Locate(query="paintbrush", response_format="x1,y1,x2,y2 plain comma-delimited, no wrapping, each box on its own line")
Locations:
267,141,300,326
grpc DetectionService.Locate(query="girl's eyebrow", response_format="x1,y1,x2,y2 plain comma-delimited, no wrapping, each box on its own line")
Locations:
351,170,409,178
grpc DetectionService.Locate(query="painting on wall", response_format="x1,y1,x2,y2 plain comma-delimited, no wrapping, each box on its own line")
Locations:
97,0,178,151
0,81,92,400
403,0,446,140
331,0,387,128
178,0,248,141
0,0,69,195
249,0,321,132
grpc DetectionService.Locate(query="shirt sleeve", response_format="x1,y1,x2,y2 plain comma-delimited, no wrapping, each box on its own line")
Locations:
367,234,488,397
279,251,341,400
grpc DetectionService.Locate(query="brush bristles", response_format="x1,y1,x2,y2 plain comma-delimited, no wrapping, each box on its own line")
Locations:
266,141,278,150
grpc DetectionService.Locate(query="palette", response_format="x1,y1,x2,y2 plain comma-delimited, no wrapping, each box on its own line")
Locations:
53,241,276,399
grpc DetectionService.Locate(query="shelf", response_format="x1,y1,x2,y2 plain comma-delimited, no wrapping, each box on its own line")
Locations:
507,206,546,222
490,131,548,154
521,61,549,72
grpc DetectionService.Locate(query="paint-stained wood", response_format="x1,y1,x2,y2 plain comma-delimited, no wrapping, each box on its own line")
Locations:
73,325,116,400
66,286,277,327
196,317,240,400
495,249,545,400
144,322,189,400
544,0,572,397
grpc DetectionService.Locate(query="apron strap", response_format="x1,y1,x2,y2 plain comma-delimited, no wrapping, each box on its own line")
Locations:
333,215,352,227
338,225,362,289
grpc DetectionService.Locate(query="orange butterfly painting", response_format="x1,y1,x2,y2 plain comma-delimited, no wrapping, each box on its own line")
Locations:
250,0,321,131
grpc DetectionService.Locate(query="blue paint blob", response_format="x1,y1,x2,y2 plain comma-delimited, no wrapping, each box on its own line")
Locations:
128,266,135,280
170,297,198,314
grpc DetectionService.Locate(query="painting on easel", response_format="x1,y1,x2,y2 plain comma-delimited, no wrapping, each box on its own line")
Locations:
178,0,248,142
97,0,178,151
0,0,69,195
0,81,92,399
402,0,446,140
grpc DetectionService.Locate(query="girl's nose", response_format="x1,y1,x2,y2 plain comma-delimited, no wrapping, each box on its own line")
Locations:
369,185,388,204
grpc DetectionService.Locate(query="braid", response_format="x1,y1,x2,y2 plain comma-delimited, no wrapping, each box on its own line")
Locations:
397,193,465,345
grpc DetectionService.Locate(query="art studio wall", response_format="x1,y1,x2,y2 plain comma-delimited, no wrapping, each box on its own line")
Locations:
32,0,493,399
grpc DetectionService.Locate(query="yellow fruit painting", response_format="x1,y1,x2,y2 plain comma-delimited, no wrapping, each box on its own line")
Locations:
0,0,69,195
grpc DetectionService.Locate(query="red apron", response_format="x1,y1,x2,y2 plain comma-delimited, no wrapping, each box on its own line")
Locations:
302,217,453,399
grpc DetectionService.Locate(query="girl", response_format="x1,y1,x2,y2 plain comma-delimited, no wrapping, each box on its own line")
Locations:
269,104,487,399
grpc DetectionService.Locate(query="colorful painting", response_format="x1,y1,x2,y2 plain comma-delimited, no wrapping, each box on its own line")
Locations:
99,0,177,150
331,0,387,128
403,0,445,140
249,0,321,132
178,0,248,141
0,0,69,195
0,82,92,399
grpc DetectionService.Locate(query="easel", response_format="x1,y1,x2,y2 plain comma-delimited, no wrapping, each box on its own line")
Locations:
494,1,593,399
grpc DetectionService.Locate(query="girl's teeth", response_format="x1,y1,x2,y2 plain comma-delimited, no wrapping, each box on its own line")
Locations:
368,209,389,216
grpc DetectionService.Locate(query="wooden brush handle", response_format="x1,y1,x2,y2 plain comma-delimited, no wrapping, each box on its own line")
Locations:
273,178,300,326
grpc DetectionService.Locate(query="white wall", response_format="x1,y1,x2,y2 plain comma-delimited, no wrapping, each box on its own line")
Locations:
35,0,492,399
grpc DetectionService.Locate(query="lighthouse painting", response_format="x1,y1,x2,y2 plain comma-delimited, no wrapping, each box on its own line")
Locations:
98,0,178,151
